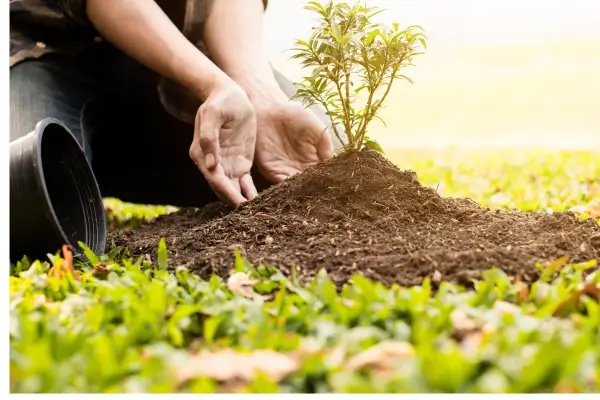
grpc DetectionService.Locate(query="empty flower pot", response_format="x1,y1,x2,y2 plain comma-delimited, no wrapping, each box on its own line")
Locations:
10,118,107,264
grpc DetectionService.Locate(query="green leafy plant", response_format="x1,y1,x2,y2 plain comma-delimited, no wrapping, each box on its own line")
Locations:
291,0,427,153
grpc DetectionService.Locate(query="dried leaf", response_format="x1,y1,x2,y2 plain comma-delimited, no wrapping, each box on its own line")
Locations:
450,309,478,332
553,282,600,317
492,301,520,315
515,277,530,302
93,263,109,275
227,272,259,298
569,199,600,218
48,245,79,281
174,349,298,384
346,341,414,372
460,331,484,355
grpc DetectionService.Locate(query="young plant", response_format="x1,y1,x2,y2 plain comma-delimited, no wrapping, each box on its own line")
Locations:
291,0,427,154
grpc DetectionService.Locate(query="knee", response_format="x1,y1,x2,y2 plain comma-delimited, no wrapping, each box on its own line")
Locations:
10,61,96,164
11,61,50,140
10,60,81,142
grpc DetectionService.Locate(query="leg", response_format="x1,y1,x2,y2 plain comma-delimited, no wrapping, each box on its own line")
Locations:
10,55,102,161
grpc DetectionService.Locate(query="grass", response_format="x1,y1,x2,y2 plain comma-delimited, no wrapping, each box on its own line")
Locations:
9,148,600,393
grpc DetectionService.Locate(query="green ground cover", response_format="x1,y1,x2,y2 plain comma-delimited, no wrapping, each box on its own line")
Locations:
10,148,600,393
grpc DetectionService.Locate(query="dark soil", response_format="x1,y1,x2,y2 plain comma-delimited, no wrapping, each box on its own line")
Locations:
111,150,600,287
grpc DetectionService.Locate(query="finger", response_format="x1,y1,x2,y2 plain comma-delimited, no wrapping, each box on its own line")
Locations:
211,174,248,207
306,112,334,161
273,171,299,183
196,103,222,170
240,174,258,200
196,162,247,207
318,129,335,161
231,178,241,195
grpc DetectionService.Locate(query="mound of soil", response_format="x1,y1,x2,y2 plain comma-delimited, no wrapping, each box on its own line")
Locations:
111,150,600,287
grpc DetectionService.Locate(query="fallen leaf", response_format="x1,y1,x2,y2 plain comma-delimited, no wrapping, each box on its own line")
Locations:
346,341,414,372
174,349,298,384
460,331,484,355
227,272,259,298
93,263,109,275
515,276,530,302
553,282,600,317
48,245,80,281
492,301,520,315
450,309,478,332
569,199,600,218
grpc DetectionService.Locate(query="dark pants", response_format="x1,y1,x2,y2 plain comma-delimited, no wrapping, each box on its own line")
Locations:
10,43,330,207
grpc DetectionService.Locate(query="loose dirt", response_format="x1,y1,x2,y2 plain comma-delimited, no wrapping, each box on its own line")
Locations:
111,150,600,287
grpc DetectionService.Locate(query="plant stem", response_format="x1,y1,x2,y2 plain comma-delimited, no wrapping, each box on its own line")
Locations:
334,77,354,145
356,59,388,149
320,97,349,152
357,60,401,146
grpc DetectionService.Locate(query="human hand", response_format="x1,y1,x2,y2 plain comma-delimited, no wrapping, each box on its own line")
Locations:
253,100,334,183
189,79,258,207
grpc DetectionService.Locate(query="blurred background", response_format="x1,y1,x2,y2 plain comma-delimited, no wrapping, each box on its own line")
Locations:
262,0,600,149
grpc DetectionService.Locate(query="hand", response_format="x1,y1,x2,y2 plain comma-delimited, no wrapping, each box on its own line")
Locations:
189,79,258,207
254,100,334,183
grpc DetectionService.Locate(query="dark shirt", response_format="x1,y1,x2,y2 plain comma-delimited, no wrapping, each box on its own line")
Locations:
9,0,268,123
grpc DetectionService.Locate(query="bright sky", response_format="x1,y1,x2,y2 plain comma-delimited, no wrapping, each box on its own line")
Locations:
263,0,600,149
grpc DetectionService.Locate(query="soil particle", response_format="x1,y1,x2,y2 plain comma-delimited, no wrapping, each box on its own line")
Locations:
111,149,600,287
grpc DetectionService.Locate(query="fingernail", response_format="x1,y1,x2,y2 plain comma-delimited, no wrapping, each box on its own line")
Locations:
205,153,215,169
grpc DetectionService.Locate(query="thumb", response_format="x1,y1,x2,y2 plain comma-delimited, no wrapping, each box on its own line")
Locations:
195,103,222,170
306,112,334,161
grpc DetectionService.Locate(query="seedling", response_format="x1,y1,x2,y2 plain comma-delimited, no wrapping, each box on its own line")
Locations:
291,0,427,153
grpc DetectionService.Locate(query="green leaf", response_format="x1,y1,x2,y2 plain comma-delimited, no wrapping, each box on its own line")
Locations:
307,1,325,11
366,29,380,43
364,139,385,154
331,20,342,43
203,315,224,345
156,237,168,269
167,305,203,347
398,74,414,84
78,241,100,265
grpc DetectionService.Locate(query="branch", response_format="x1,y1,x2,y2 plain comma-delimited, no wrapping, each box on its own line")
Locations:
356,56,389,148
356,59,402,145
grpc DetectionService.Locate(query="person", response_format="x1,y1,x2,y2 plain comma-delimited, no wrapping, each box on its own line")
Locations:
10,0,337,208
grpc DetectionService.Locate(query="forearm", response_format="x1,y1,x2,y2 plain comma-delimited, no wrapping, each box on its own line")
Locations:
86,0,229,100
203,0,285,105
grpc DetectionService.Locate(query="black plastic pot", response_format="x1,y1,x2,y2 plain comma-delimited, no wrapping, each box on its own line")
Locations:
10,118,107,264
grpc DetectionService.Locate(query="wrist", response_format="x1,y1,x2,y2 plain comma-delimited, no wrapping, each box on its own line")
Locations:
227,69,289,107
187,69,227,101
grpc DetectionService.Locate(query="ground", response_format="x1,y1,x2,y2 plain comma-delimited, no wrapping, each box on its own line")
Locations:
9,148,600,393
